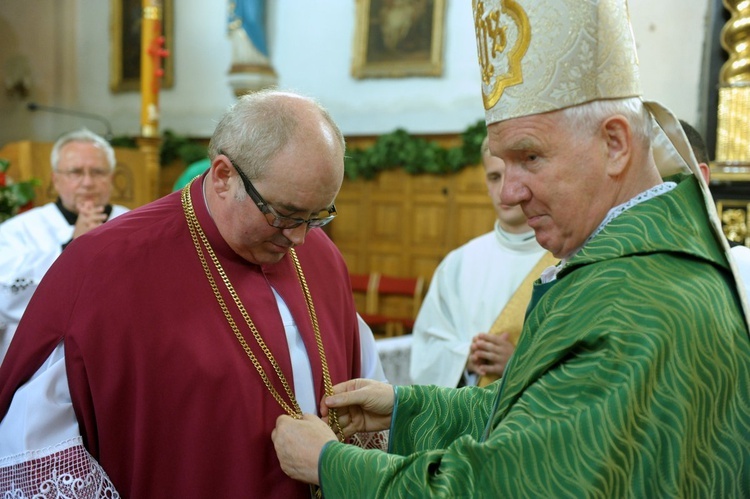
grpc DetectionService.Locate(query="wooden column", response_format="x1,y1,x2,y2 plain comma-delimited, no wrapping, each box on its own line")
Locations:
710,0,750,246
715,0,750,170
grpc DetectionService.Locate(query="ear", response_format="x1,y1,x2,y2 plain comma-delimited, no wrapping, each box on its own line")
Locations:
698,162,710,184
208,155,233,197
601,115,631,176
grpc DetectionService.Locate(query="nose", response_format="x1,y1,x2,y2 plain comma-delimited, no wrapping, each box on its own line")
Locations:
499,167,531,206
282,223,309,246
80,171,96,186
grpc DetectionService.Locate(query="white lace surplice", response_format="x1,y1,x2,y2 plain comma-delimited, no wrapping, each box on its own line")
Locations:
0,343,119,498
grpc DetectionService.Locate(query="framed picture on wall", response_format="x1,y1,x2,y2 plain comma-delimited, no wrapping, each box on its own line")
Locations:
109,0,174,93
352,0,446,79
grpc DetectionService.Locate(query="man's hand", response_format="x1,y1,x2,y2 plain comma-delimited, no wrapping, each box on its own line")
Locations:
72,201,107,239
467,332,515,377
321,378,394,439
272,414,336,485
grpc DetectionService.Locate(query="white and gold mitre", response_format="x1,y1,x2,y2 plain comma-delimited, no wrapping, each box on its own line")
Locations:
473,0,641,124
472,0,696,178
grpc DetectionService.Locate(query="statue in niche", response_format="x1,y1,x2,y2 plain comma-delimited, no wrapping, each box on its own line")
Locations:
227,0,278,97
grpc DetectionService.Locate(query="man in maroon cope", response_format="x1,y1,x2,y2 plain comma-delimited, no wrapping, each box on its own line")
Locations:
0,90,372,497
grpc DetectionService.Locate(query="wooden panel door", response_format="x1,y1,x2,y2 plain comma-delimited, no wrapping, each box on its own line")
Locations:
330,163,496,283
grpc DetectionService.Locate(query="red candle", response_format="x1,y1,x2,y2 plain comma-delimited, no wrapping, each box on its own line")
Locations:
140,0,164,138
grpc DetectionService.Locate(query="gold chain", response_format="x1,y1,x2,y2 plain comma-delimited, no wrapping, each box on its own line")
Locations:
290,245,343,438
181,179,344,441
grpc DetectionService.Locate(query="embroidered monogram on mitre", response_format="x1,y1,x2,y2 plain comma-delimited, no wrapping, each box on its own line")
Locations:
474,0,530,110
474,0,642,125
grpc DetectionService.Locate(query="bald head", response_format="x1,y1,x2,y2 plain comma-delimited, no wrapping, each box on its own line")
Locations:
208,90,345,182
203,90,346,264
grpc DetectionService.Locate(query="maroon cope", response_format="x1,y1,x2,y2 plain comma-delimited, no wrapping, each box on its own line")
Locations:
0,177,361,497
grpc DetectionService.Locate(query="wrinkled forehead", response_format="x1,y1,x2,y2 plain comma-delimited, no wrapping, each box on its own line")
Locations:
58,141,109,164
486,110,568,155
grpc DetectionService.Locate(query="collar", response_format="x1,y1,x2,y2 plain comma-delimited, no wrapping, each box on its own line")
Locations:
493,220,539,252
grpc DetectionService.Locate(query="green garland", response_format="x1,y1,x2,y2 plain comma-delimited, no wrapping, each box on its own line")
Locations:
111,119,488,180
344,119,487,180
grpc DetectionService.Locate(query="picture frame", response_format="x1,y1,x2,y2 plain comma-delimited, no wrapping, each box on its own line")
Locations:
109,0,174,93
352,0,446,79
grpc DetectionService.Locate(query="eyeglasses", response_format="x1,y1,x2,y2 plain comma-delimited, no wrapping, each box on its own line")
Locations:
221,152,337,229
56,168,111,182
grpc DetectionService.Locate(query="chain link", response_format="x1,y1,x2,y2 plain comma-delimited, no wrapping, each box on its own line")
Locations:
291,248,345,441
181,180,344,441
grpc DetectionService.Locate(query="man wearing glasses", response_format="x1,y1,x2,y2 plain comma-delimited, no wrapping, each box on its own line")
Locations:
0,90,384,498
0,128,128,362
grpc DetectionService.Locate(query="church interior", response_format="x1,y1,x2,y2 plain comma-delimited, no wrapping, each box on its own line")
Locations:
1,0,748,383
2,2,750,496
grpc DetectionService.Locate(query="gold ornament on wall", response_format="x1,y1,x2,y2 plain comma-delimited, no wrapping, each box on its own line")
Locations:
714,0,750,175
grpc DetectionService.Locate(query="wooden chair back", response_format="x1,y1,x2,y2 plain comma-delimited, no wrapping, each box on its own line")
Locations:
350,272,424,337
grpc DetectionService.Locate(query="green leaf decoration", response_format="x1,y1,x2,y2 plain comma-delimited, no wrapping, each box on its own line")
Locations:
110,119,488,180
344,119,486,180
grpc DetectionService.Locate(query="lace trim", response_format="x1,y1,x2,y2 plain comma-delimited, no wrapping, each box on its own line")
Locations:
0,438,120,499
582,182,676,249
1,279,35,296
349,430,389,451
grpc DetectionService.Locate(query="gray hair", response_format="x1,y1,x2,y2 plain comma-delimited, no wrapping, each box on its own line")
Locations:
207,89,345,181
50,128,115,172
560,97,652,149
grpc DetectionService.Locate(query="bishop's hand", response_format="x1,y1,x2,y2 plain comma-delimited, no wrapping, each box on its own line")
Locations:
321,378,394,438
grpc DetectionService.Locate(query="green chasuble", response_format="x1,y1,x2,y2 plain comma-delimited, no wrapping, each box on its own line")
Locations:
319,175,750,498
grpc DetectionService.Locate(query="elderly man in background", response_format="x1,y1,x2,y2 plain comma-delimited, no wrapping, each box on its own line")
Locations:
0,128,128,361
410,135,550,387
271,1,750,496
